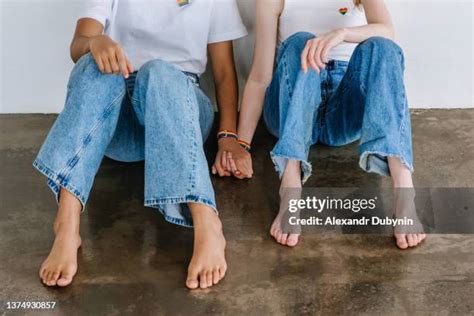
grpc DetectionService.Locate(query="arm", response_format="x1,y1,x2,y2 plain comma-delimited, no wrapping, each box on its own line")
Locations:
70,18,133,77
209,41,239,136
302,0,394,72
70,18,104,63
237,0,282,145
344,0,395,43
208,41,252,178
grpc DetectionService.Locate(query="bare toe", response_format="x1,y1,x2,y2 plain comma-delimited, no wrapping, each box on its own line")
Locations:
286,234,300,247
418,233,426,243
219,266,227,280
206,271,213,288
43,271,52,286
57,270,74,287
212,270,220,285
186,268,199,289
199,273,208,289
50,271,60,286
187,206,226,290
395,234,409,249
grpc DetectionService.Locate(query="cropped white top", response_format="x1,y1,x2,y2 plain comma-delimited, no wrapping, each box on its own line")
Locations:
278,0,368,61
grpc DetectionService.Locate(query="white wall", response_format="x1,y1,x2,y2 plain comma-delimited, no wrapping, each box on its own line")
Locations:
0,0,473,113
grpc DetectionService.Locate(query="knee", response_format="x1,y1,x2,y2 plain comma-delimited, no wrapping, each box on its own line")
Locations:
357,37,403,57
138,59,178,83
281,32,316,57
73,53,102,76
68,53,124,93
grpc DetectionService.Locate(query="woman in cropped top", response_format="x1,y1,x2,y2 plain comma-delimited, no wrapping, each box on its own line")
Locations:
232,0,425,249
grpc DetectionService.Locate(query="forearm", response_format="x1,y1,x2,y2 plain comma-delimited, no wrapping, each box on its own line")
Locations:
341,23,395,44
70,18,105,63
70,36,93,63
216,74,239,132
237,78,267,144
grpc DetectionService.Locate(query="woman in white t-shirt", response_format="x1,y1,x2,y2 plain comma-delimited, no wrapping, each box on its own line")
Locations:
232,0,425,249
34,0,247,290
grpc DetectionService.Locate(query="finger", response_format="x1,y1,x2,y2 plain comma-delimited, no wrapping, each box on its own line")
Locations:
308,40,320,73
226,152,236,173
215,159,228,177
315,41,326,69
233,159,248,178
227,157,237,173
126,58,134,74
115,48,129,78
235,171,245,180
102,54,113,74
221,151,227,170
321,45,331,64
301,41,311,73
231,160,245,179
108,50,120,74
244,163,253,178
235,156,252,178
212,165,217,175
94,56,105,73
247,160,254,178
229,156,238,174
243,157,253,178
214,157,224,177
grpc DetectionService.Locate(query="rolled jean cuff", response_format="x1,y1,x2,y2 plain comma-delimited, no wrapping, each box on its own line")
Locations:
270,151,312,184
145,195,218,228
359,151,414,177
32,159,87,211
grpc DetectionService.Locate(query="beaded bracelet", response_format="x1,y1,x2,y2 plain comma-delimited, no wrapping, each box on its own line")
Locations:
217,129,238,140
238,139,252,152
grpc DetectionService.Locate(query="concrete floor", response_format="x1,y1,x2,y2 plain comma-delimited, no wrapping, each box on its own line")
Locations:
0,110,473,315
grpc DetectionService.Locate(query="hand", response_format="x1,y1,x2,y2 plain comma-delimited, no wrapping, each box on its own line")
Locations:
212,138,252,179
301,28,346,74
226,143,253,180
89,34,133,78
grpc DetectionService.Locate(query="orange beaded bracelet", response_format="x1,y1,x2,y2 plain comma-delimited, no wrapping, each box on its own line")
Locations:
238,139,251,152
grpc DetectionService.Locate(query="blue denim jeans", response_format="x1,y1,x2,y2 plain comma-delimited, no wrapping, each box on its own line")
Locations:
264,32,413,183
33,53,216,227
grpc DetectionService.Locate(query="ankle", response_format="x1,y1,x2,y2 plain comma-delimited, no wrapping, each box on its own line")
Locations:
53,220,80,236
392,179,414,188
281,161,302,189
189,204,221,226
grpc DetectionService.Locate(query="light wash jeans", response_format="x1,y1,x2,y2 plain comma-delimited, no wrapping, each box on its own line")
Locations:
33,53,216,227
264,32,414,183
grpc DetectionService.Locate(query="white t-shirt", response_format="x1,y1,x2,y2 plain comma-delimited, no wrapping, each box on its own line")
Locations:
79,0,248,74
279,0,367,62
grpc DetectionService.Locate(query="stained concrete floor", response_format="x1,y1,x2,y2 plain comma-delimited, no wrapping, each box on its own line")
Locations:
0,110,473,315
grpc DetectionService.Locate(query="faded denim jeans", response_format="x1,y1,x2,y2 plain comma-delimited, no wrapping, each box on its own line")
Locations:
264,32,414,183
34,53,216,227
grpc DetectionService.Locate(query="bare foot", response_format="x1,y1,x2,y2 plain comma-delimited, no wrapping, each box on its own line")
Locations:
270,160,302,247
394,233,426,249
393,188,426,249
388,157,426,249
39,223,81,287
39,188,82,287
186,204,227,290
